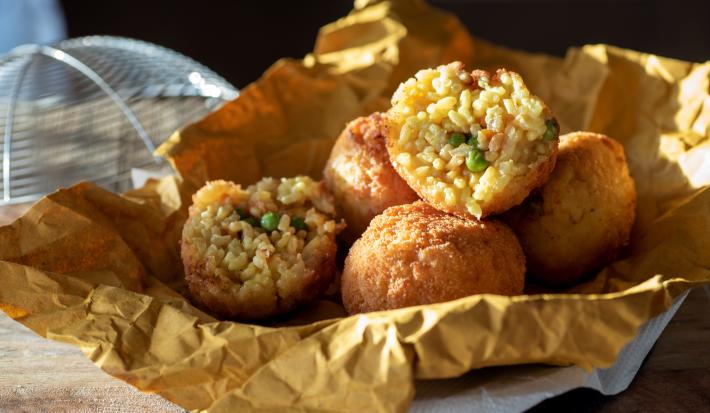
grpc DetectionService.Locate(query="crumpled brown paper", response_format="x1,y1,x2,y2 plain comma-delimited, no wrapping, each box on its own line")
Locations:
1,0,709,411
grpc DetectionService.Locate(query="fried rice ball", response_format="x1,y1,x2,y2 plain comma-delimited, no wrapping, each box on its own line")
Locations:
341,201,525,314
386,62,559,219
323,113,419,243
181,176,344,320
504,132,637,286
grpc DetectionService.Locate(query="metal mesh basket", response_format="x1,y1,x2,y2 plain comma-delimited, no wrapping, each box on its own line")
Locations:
0,36,238,205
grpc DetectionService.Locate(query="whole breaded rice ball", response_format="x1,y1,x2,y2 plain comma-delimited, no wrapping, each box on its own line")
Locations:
181,176,344,320
386,62,559,219
341,201,525,314
505,132,637,286
323,112,419,243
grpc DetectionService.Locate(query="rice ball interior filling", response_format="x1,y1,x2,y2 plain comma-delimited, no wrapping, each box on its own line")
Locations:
183,177,341,307
388,62,557,217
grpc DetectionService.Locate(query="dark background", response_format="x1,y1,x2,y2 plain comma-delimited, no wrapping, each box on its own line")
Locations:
56,1,709,411
59,0,710,89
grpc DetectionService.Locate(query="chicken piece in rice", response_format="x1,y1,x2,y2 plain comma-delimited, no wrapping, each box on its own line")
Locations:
181,176,344,320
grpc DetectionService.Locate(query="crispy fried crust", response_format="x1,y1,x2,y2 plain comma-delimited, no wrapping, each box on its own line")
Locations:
182,232,337,320
324,113,419,243
504,132,637,286
341,201,526,314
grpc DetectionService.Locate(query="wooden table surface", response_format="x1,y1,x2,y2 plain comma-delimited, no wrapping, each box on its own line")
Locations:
0,203,708,412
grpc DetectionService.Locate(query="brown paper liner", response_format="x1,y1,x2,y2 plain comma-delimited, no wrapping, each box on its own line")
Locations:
1,1,708,411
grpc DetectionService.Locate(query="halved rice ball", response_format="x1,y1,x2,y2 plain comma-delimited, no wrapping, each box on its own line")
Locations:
181,176,344,320
386,62,559,218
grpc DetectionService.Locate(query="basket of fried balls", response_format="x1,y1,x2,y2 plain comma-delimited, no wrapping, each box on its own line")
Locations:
180,62,636,320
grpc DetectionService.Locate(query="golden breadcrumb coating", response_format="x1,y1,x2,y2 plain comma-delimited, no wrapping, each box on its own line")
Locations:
341,201,525,314
323,113,419,243
505,132,637,286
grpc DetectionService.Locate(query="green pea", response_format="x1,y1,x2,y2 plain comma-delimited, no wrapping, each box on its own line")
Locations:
543,119,558,141
466,149,489,172
466,131,479,148
260,212,280,232
448,133,466,147
236,207,248,219
292,216,307,231
244,217,259,227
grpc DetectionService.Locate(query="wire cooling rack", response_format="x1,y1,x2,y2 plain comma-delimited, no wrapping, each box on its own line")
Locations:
0,36,238,205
